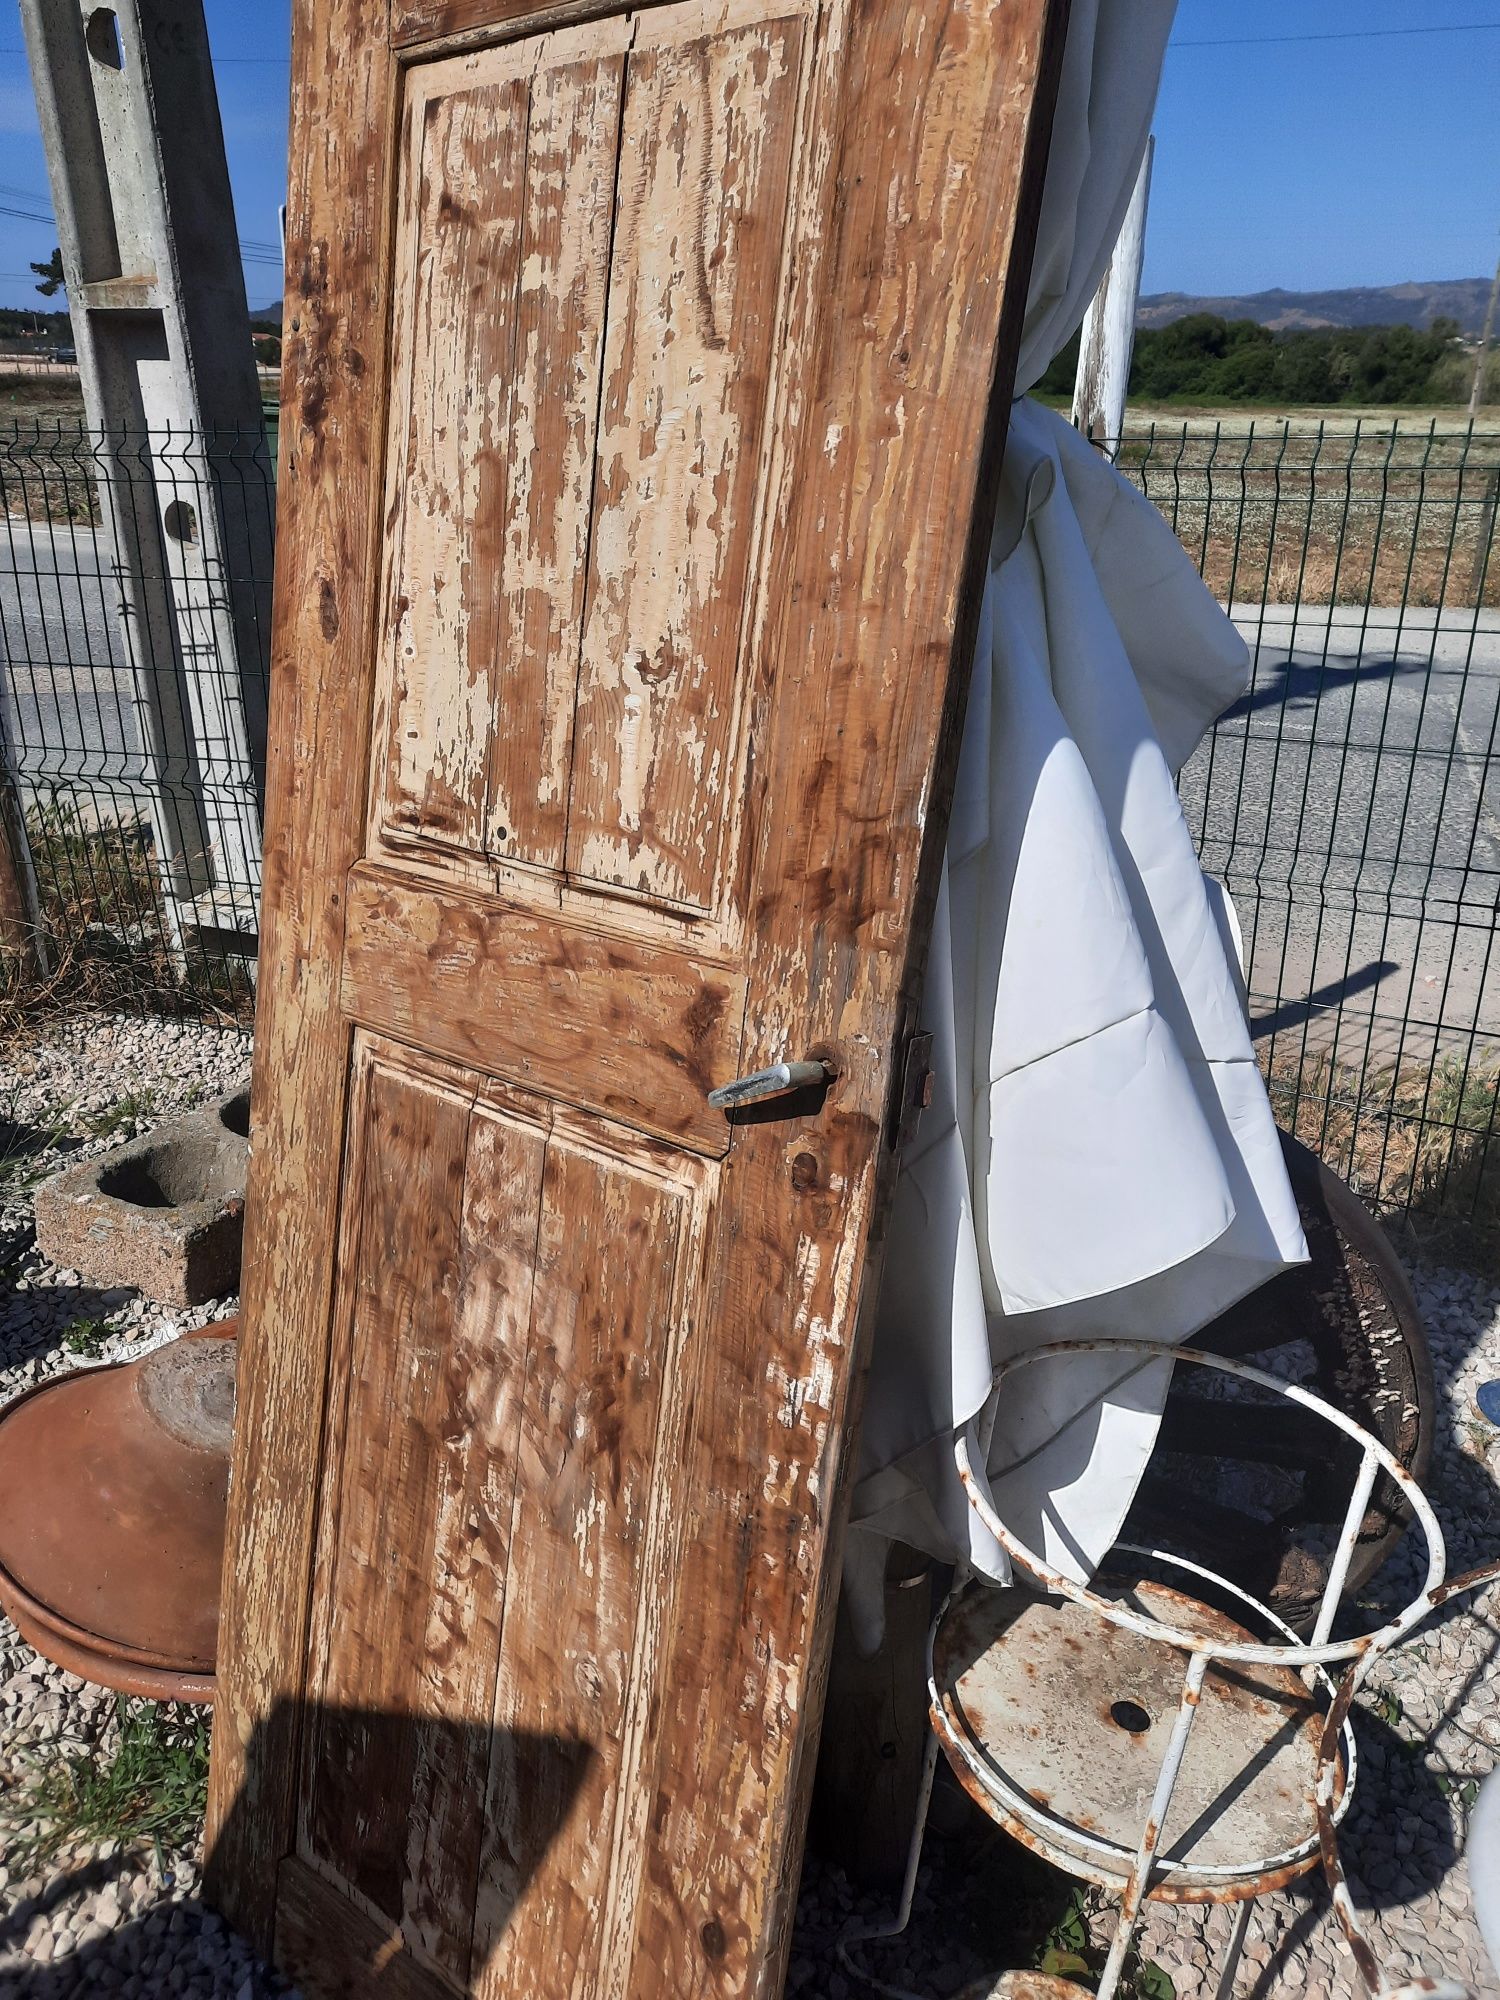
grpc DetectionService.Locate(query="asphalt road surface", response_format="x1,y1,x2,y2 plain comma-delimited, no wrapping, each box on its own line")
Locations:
2,515,1497,1063
0,517,148,801
1179,603,1500,1062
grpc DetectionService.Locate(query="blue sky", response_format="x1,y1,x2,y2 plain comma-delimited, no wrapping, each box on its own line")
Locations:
0,0,291,315
1147,1,1500,295
0,1,1492,315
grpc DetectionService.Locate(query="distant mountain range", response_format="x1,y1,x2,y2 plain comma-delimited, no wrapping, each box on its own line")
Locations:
255,280,1494,341
1136,278,1492,338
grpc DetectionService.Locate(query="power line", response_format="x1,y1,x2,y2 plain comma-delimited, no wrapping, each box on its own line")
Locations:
1173,21,1500,49
0,46,288,60
0,179,282,265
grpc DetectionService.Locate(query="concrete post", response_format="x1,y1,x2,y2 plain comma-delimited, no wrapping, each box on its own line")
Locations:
19,0,272,964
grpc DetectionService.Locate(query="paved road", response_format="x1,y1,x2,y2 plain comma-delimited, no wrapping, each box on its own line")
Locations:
1179,604,1500,1063
3,517,1497,1067
0,517,148,803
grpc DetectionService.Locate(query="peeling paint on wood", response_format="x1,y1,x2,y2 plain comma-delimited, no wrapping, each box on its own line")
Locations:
207,0,1067,1991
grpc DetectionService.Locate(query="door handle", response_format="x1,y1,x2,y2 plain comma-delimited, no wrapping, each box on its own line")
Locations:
707,1059,834,1113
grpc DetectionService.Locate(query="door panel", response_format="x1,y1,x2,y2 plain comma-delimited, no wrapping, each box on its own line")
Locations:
565,11,804,910
208,0,1064,1989
299,1036,714,1992
375,2,804,915
379,32,626,870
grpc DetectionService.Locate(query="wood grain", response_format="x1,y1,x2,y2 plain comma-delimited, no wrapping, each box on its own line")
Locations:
375,33,628,873
625,0,1067,1987
278,1854,458,2000
340,862,746,1153
300,1063,542,1986
379,68,530,858
205,0,397,1952
212,0,1067,1990
486,43,624,867
564,12,802,911
472,1134,694,1998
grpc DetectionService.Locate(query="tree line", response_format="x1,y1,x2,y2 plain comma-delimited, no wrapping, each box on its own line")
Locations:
1036,313,1479,407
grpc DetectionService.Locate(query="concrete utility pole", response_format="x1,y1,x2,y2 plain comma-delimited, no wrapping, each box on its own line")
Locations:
1072,136,1154,450
19,0,272,964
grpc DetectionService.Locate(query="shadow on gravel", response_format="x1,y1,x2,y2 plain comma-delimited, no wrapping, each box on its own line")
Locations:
1,1706,595,1997
0,1285,140,1370
0,1886,289,1999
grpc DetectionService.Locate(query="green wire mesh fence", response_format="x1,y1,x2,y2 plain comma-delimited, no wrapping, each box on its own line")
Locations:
1,412,1497,1225
1114,419,1499,1228
0,419,273,1028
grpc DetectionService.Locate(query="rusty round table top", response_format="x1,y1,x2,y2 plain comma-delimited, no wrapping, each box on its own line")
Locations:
0,1321,237,1703
931,1573,1342,1902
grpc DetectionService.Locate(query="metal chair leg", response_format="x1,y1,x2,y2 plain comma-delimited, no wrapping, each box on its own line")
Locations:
1212,1897,1254,2000
835,1730,942,2000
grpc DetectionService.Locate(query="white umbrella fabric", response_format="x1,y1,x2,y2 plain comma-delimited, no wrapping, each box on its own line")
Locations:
845,0,1309,1646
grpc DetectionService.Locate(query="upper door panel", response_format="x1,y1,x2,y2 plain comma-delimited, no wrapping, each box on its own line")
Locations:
373,0,811,922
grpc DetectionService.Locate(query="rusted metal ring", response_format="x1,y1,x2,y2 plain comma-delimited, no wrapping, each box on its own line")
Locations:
962,1338,1447,1669
926,1547,1355,1901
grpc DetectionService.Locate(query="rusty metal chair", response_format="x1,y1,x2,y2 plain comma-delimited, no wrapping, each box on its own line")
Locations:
839,1338,1480,2000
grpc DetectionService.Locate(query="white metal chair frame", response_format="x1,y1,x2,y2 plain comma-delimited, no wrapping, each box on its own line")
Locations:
839,1337,1484,2000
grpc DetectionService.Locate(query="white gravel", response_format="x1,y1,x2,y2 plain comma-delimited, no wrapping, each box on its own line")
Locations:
2,1012,1499,1998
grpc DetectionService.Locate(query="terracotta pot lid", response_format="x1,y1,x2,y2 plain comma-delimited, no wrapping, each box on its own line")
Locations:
0,1320,237,1703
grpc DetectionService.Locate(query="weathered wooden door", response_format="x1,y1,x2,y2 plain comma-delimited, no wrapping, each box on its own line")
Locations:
207,0,1063,1992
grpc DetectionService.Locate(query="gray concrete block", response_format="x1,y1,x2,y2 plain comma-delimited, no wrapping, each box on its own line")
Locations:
34,1082,251,1306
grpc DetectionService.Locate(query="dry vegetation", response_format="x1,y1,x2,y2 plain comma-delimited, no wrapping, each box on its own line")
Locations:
1264,1039,1500,1257
1117,423,1499,611
0,800,255,1045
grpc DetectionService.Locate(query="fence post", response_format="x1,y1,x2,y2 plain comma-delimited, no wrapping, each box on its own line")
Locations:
0,688,46,983
19,0,272,968
1072,136,1153,450
1471,463,1498,606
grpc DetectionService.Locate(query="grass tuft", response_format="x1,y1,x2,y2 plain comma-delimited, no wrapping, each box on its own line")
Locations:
7,1698,209,1868
0,1079,74,1204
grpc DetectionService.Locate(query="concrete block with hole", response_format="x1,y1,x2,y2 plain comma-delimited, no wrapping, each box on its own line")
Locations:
34,1082,251,1306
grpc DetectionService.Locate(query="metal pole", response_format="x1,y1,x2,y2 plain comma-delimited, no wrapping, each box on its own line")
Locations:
0,646,46,981
1310,1445,1379,1651
1469,249,1500,422
1097,1648,1210,2000
18,0,271,967
1072,136,1154,451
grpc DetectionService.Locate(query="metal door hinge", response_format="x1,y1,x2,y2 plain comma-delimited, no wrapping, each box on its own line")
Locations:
892,1030,934,1153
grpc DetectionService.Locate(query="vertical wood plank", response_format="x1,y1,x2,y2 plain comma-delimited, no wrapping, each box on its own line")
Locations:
472,1136,689,1999
565,16,803,911
204,0,396,1951
485,45,624,870
625,0,1067,1989
380,73,530,859
302,1071,545,1986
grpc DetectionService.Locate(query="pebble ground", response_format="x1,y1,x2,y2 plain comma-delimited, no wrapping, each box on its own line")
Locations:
2,1012,1498,1998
